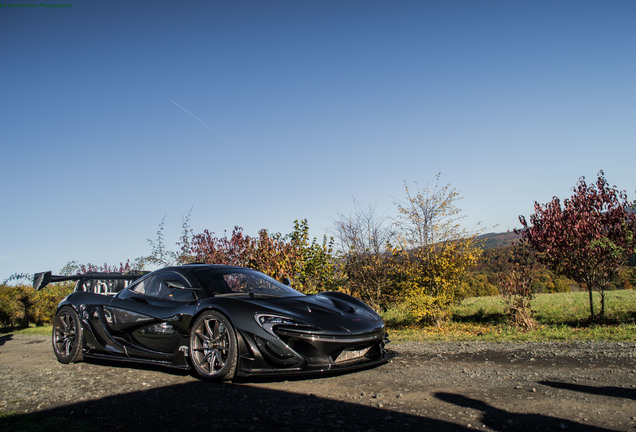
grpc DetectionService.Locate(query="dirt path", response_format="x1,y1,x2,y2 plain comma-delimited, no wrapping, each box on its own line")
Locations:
1,334,634,431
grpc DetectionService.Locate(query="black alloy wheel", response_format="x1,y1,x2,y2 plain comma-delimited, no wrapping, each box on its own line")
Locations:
52,306,84,364
189,310,237,381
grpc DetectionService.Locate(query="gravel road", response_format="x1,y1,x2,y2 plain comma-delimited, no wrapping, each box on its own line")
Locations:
1,334,634,431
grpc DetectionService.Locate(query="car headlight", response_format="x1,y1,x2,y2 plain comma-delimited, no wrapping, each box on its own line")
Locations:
254,314,315,334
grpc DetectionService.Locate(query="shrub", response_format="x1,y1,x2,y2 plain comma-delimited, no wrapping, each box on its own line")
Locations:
0,284,72,327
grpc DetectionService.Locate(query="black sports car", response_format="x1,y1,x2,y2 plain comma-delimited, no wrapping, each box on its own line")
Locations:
35,264,389,380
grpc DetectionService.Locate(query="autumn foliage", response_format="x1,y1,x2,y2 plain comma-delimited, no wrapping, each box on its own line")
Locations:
0,284,72,327
389,181,482,323
187,220,336,293
335,177,483,323
6,172,633,330
519,171,636,320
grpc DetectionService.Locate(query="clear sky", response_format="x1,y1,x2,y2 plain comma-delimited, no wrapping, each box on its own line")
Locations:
1,0,635,281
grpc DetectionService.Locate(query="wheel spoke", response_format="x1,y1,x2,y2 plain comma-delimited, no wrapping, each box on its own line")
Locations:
209,320,219,342
208,350,217,367
60,314,70,331
205,319,215,339
194,329,210,345
199,351,212,368
211,325,225,343
212,349,225,368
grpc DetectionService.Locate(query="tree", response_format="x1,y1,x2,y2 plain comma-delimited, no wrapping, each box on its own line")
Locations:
142,214,194,267
393,176,482,324
0,285,34,327
189,226,256,267
333,200,397,308
288,219,337,293
395,175,465,248
518,171,636,320
247,229,300,283
392,237,481,324
188,221,336,294
2,273,32,285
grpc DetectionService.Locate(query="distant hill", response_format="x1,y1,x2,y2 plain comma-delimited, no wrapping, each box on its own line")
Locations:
477,231,521,249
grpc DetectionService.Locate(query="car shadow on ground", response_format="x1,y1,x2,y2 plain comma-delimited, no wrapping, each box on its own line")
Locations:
539,380,636,401
79,349,397,383
435,392,616,432
0,334,13,347
2,382,468,432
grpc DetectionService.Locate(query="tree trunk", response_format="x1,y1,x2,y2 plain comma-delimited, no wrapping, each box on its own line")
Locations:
18,295,32,329
599,289,606,319
586,284,595,320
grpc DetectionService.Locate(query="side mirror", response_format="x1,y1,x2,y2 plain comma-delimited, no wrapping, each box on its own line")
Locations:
282,277,292,286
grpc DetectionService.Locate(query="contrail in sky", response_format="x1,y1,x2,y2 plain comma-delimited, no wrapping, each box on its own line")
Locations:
168,98,237,149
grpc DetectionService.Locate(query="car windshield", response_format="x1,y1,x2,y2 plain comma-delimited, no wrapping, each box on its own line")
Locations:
190,268,304,298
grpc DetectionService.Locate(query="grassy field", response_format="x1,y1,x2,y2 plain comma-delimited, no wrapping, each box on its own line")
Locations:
384,289,636,342
0,325,51,336
3,290,635,342
455,289,636,324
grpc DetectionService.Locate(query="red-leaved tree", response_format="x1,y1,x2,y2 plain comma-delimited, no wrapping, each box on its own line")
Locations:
189,226,254,267
79,261,133,274
189,226,302,283
518,171,636,320
187,221,336,293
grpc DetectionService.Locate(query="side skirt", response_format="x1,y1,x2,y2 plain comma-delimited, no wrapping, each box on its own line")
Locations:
83,352,191,370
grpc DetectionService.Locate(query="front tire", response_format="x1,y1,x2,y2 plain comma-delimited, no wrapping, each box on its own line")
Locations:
52,306,84,364
189,311,237,381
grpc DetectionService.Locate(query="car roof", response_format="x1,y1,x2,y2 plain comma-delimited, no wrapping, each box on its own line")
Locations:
163,264,251,272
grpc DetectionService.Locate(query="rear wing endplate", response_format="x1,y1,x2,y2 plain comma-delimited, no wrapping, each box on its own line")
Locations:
33,270,149,291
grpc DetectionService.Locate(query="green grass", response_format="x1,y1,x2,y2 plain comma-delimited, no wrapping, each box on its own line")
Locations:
0,325,51,336
384,289,636,342
453,289,636,324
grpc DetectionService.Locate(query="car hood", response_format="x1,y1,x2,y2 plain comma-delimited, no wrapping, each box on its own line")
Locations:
247,293,385,335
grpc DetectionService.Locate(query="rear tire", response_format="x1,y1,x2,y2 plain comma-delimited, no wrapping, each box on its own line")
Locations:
189,311,237,381
52,306,84,364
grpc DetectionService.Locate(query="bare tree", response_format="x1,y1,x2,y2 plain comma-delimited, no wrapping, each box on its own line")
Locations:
392,175,482,323
395,174,467,248
332,199,396,309
334,199,395,255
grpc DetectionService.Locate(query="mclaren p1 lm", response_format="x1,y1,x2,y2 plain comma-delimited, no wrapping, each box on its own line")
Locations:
35,264,389,380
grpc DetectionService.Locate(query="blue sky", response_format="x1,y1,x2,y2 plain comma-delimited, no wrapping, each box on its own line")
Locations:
1,0,635,281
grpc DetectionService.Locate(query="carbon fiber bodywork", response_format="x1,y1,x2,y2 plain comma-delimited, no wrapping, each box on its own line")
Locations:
47,264,389,379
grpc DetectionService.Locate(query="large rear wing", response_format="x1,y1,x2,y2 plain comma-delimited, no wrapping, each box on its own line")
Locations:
34,270,149,295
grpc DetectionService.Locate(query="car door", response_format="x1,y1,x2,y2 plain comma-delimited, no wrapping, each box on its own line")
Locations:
104,272,197,358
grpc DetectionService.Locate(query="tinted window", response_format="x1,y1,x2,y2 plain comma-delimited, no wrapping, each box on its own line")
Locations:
130,273,197,301
190,268,303,298
156,274,197,301
130,277,154,296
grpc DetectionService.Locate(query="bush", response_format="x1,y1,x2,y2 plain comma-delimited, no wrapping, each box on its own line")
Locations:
0,284,72,327
0,286,21,326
